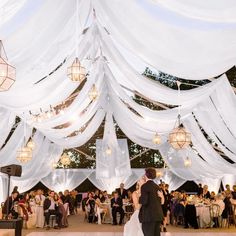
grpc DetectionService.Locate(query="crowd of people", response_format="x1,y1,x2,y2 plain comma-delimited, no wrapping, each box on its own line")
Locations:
1,182,236,231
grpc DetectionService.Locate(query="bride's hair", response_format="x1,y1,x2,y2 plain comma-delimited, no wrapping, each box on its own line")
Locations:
136,182,140,190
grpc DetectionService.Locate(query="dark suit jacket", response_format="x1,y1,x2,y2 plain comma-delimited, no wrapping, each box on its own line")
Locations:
116,188,128,199
2,197,14,214
111,197,123,209
43,198,58,211
138,180,163,223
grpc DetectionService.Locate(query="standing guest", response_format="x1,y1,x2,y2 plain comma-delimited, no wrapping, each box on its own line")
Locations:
111,191,124,225
62,190,73,215
86,192,96,223
43,191,62,230
116,183,128,199
222,192,232,227
139,167,164,236
202,185,211,199
54,193,68,227
197,183,203,196
225,184,232,196
2,191,19,219
231,185,236,200
35,189,45,228
94,189,100,200
18,193,32,228
161,183,170,232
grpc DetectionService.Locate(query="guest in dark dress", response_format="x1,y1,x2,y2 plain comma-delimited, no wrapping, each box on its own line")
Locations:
202,185,211,199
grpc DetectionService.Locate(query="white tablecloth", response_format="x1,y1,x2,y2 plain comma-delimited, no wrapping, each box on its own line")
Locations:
196,205,211,228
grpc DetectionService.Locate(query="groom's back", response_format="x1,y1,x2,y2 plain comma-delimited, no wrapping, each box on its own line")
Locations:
139,180,164,222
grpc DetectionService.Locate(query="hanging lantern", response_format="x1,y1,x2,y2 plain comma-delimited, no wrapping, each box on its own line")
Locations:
152,133,161,145
16,147,32,163
169,115,191,149
105,146,112,155
67,57,86,82
60,153,71,166
88,84,99,101
184,157,192,167
0,40,16,91
156,169,163,178
27,139,35,150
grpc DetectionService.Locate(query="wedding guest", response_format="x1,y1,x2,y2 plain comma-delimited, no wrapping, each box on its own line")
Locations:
210,191,216,200
231,185,236,199
93,189,99,200
161,183,170,232
2,191,19,219
86,192,96,223
35,189,45,228
18,193,32,228
111,191,124,225
202,185,210,199
54,193,68,227
116,183,128,199
225,184,232,196
61,190,73,214
222,192,232,227
43,191,62,230
197,183,203,196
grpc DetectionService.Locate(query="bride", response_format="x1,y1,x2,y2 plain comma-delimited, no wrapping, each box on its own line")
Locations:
124,179,165,236
123,179,144,236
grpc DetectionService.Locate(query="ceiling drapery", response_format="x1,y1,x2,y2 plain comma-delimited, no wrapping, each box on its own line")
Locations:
0,0,236,194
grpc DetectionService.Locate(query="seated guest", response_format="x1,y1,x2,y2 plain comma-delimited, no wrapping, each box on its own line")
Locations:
202,185,210,199
111,191,124,225
2,191,19,219
116,183,128,199
210,191,216,201
43,191,62,230
85,192,96,223
213,194,225,216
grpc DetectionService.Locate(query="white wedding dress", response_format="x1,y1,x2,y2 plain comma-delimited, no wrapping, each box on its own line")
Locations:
124,191,143,236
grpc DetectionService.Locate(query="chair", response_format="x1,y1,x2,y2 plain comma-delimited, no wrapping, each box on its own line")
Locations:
124,204,134,223
210,204,221,228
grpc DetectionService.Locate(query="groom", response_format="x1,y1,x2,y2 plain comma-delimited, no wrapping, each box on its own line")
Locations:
139,167,163,236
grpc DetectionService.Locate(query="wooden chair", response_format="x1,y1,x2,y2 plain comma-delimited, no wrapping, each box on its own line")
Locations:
210,204,221,228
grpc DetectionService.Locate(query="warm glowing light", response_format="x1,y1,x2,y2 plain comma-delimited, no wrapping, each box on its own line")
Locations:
184,157,192,167
88,84,99,101
67,57,86,82
152,133,161,145
105,147,112,155
27,139,35,150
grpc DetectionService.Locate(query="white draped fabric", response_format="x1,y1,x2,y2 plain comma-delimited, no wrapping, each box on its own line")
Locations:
0,1,236,202
93,0,236,79
96,111,131,179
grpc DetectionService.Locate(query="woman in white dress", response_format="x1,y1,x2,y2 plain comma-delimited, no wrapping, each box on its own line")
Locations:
124,181,144,236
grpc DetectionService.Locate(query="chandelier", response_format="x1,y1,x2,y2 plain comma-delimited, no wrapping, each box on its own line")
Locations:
88,84,99,101
60,153,71,166
0,40,16,91
27,138,35,150
105,146,112,155
152,133,161,145
16,146,32,163
67,57,86,82
184,157,192,167
169,114,191,149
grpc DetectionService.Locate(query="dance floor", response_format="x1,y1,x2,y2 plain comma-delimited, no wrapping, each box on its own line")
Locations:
26,233,236,236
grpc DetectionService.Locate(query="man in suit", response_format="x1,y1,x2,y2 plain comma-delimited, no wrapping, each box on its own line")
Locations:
2,191,19,219
43,191,62,230
139,168,164,236
111,191,124,225
116,183,128,199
